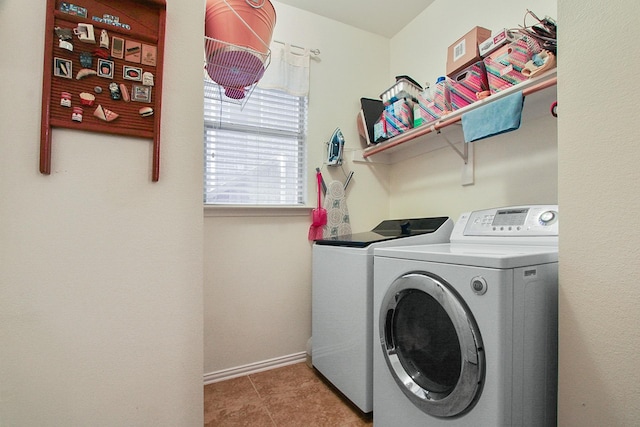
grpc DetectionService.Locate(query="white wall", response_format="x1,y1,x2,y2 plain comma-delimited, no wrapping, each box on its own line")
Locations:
557,0,640,424
387,0,558,220
0,1,205,425
203,2,391,374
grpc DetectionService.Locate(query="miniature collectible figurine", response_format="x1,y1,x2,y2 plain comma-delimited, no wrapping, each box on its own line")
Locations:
73,23,96,43
55,27,74,51
100,29,109,49
142,71,154,86
109,82,121,100
79,52,93,68
72,107,83,122
119,83,130,102
76,68,97,79
79,92,95,106
139,106,154,117
60,92,72,107
93,105,119,122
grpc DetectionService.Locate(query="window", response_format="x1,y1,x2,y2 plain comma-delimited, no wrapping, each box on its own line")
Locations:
203,80,308,206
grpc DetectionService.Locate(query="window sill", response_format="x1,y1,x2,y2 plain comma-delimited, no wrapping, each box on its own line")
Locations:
204,205,313,217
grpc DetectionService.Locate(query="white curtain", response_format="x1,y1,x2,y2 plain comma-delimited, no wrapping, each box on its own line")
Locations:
257,43,310,96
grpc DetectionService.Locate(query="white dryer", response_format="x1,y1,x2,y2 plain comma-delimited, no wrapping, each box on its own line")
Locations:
312,217,453,413
373,205,559,426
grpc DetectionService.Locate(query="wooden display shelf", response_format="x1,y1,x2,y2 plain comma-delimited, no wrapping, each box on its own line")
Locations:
40,0,166,181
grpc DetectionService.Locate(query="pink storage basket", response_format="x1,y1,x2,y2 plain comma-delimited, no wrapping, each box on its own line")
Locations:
382,99,413,137
426,79,451,119
483,35,542,94
414,91,439,127
449,61,489,110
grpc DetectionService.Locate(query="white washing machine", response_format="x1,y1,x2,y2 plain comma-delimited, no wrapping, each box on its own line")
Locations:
312,217,453,413
373,205,559,426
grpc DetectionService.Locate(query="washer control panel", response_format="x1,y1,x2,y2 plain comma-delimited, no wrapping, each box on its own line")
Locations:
455,205,559,239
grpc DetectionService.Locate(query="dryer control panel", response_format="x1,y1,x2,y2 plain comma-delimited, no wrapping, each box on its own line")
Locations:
451,205,558,244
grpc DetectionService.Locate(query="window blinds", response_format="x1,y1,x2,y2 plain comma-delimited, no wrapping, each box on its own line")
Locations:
204,80,308,205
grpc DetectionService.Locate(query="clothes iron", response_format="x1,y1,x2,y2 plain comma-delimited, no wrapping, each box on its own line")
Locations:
326,128,345,166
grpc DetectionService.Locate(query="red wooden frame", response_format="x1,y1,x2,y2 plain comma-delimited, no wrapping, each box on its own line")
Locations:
40,0,166,181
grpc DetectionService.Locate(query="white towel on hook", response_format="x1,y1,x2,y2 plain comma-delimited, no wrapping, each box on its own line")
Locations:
323,180,351,238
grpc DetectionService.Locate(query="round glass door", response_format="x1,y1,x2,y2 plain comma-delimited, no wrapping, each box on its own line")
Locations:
380,272,485,418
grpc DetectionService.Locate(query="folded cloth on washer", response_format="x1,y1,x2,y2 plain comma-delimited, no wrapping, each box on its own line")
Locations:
461,91,524,143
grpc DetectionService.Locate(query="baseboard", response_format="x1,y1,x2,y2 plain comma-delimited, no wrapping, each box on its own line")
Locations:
203,352,307,385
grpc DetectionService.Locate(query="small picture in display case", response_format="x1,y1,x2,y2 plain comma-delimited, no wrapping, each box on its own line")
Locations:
111,36,124,59
131,84,152,103
53,57,73,78
125,40,142,63
97,59,114,79
141,44,157,66
123,65,143,81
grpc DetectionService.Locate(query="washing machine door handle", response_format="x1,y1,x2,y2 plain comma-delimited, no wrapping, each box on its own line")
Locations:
379,272,485,418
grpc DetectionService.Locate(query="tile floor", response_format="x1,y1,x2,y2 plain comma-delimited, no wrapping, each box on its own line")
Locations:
204,362,373,426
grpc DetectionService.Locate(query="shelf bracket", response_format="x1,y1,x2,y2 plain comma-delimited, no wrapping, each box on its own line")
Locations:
436,129,474,186
461,143,474,186
436,128,466,163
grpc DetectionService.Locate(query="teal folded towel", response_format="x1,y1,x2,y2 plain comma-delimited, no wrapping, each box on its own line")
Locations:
461,91,524,143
